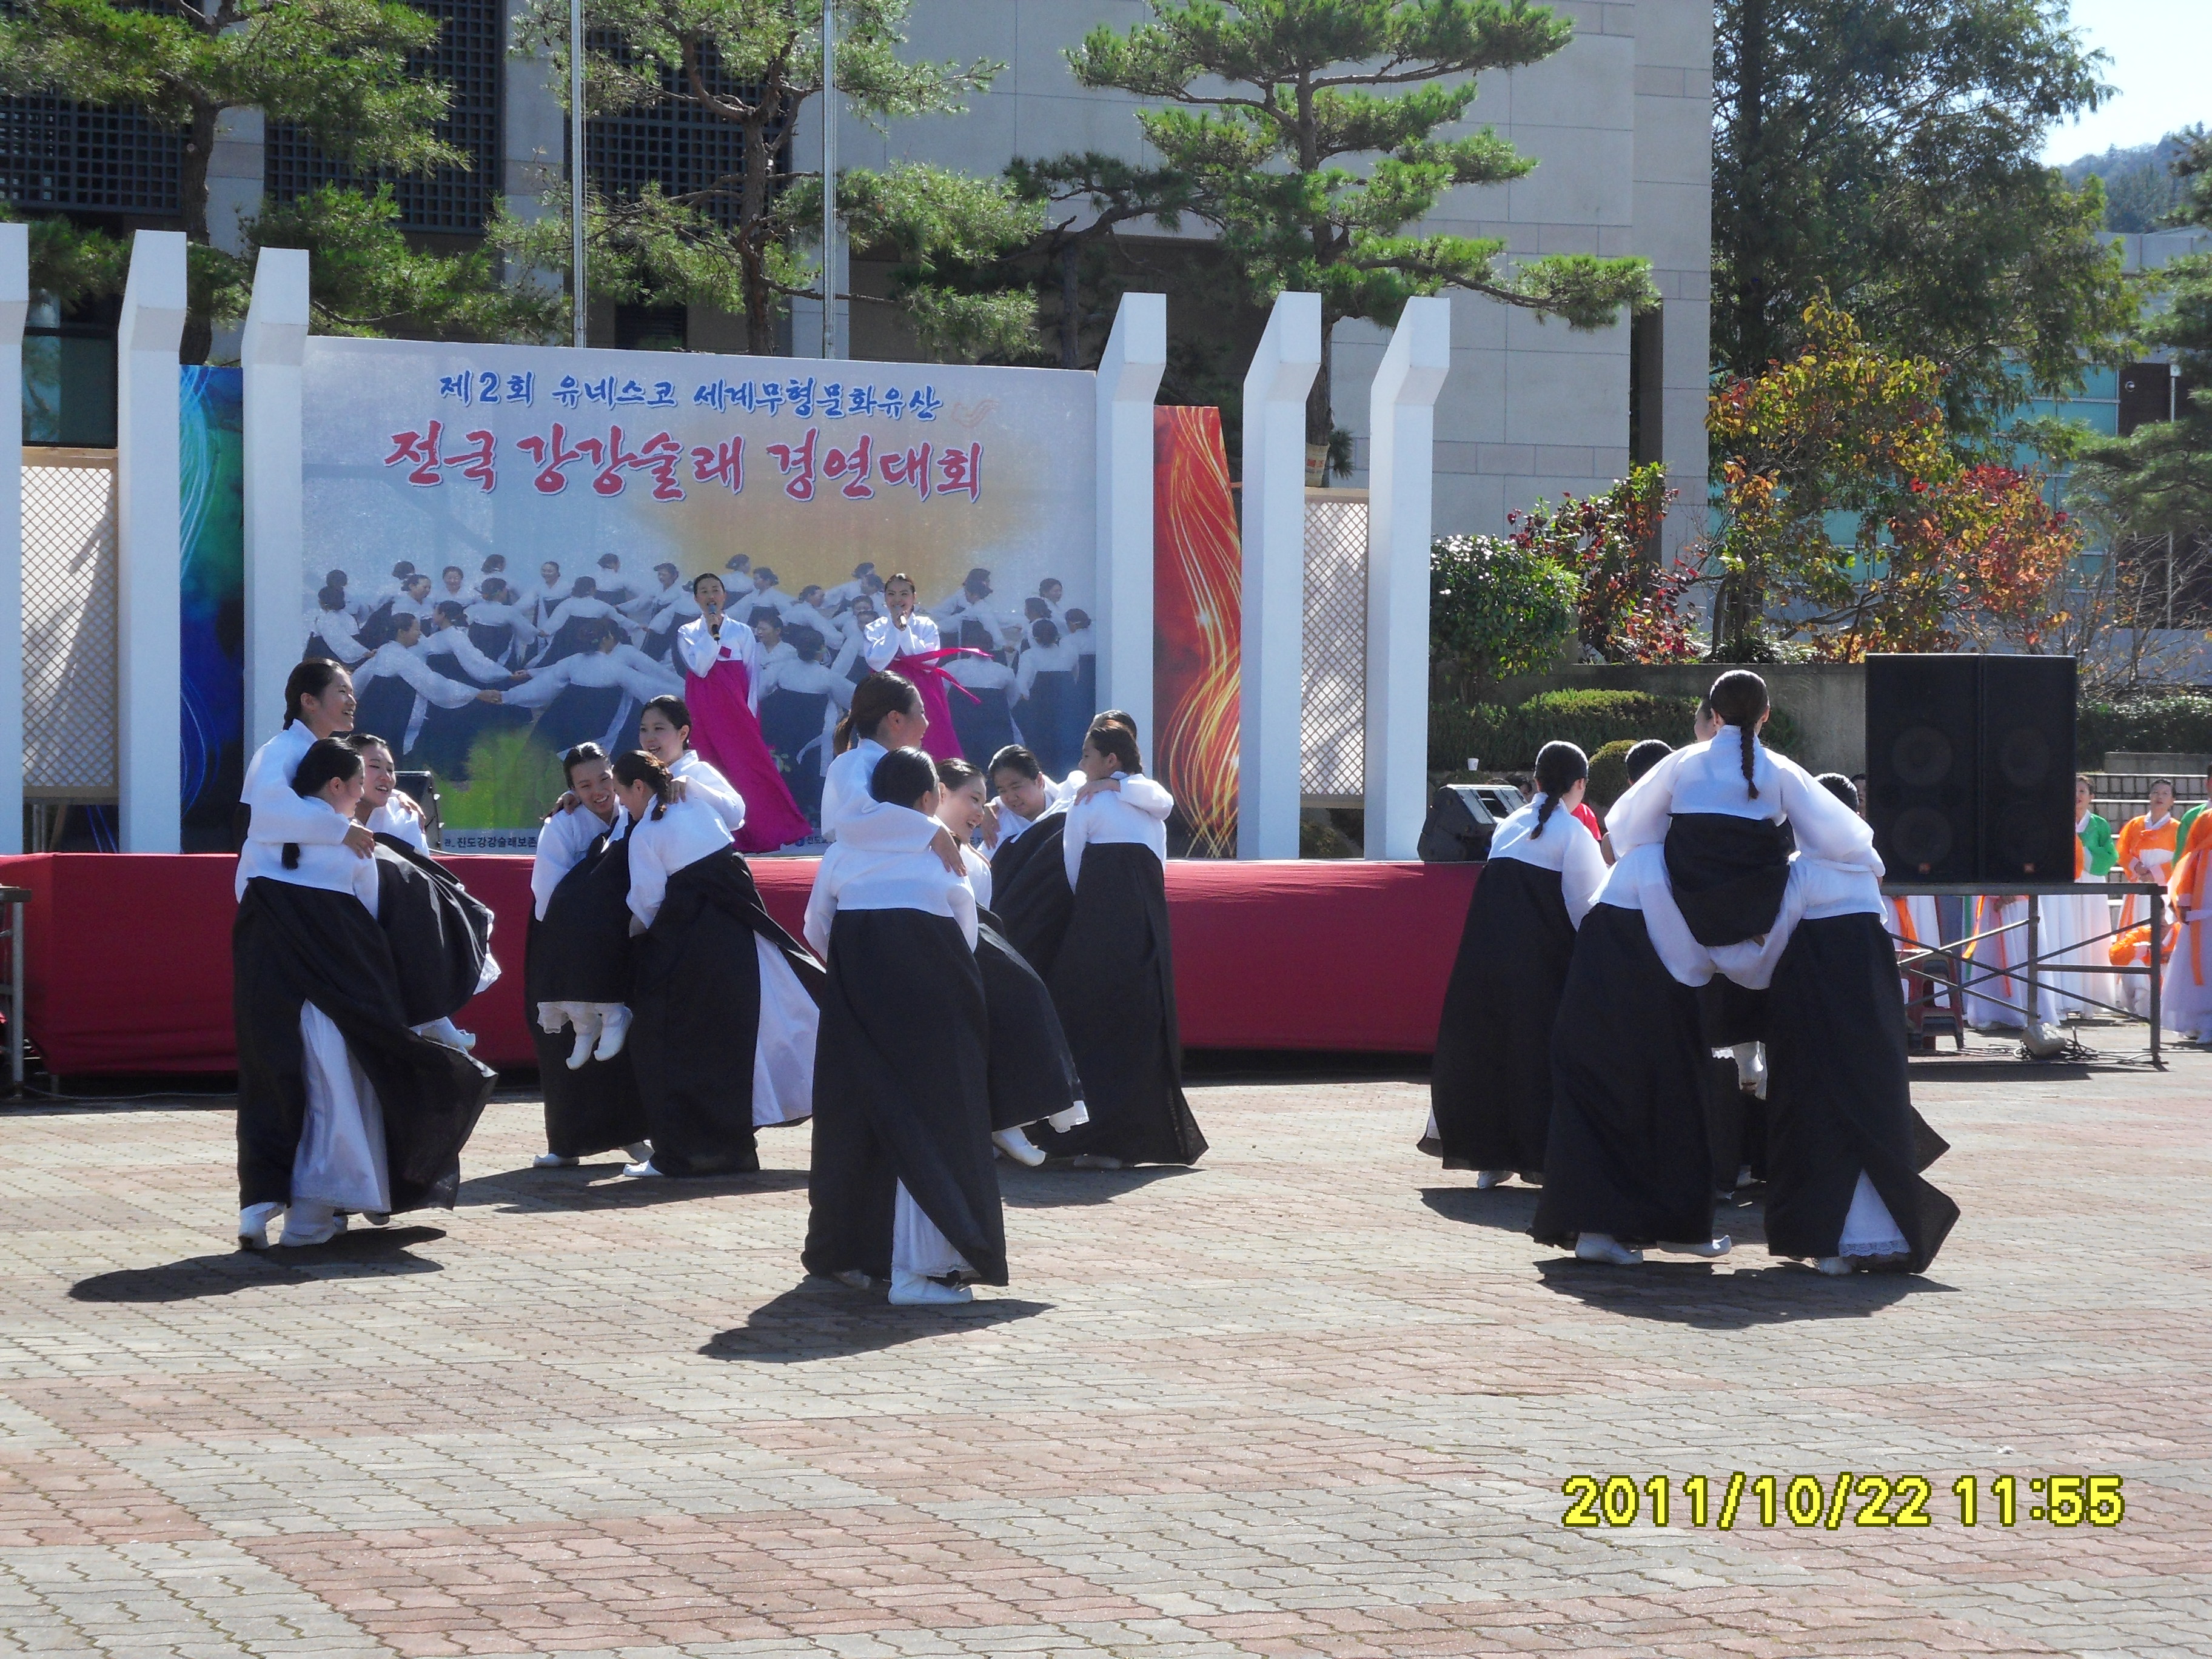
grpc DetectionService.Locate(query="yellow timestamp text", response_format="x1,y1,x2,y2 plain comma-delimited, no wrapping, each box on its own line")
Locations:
1560,1473,2125,1529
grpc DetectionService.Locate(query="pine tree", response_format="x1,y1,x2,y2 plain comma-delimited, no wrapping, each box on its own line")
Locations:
507,0,1039,357
1067,0,1656,444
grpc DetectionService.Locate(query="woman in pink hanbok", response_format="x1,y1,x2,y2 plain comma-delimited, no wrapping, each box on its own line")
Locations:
675,574,811,852
862,572,979,762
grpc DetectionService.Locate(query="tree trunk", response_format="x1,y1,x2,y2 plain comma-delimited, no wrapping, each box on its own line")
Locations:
177,100,218,364
1305,322,1332,450
1059,240,1080,370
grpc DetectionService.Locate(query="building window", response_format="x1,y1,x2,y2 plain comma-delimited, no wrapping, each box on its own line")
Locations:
0,97,181,218
579,36,784,229
265,0,503,234
23,292,119,447
614,303,687,350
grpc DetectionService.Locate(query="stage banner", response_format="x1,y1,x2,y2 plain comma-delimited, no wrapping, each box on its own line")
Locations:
181,366,246,851
1153,406,1240,856
297,340,1099,849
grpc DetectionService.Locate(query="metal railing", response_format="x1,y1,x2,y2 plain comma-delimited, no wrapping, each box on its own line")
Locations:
1883,881,2167,1065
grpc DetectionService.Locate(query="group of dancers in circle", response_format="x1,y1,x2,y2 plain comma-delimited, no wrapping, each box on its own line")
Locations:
231,643,1202,1305
1426,670,1960,1275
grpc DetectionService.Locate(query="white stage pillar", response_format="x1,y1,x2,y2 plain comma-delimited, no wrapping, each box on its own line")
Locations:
1362,297,1451,860
115,229,188,853
1236,291,1320,860
0,225,26,854
242,247,310,754
1093,291,1167,740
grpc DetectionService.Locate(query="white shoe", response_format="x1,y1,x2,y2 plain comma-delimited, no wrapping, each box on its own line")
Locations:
566,1025,596,1070
889,1270,973,1306
1659,1236,1732,1258
1575,1234,1643,1265
1473,1170,1509,1190
993,1127,1047,1167
532,1152,580,1168
364,1212,389,1227
622,1159,665,1179
1046,1101,1090,1132
279,1204,347,1247
1733,1042,1768,1098
238,1202,281,1252
1813,1256,1852,1276
1737,1165,1755,1188
624,1142,653,1162
594,1007,632,1062
415,1016,477,1051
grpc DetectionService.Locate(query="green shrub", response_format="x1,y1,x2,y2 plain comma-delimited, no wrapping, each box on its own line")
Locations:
1585,740,1637,813
2078,695,2212,763
1429,688,1801,772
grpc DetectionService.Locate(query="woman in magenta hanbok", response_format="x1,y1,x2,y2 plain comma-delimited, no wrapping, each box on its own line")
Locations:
862,572,976,762
675,574,811,852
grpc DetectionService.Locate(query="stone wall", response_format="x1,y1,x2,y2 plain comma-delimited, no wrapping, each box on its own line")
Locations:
1496,662,1868,775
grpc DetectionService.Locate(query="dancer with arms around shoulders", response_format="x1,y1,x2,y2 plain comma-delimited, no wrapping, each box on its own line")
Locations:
1027,718,1206,1170
803,748,1005,1305
527,743,652,1169
1423,742,1607,1188
612,750,824,1179
931,756,1089,1168
233,695,494,1250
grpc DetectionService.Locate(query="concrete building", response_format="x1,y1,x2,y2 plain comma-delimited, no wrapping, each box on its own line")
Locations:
6,0,1713,543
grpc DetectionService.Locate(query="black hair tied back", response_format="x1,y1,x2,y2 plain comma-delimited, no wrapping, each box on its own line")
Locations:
1708,669,1771,800
1529,740,1589,838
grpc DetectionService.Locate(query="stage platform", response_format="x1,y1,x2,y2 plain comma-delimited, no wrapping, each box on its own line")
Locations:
0,853,1478,1077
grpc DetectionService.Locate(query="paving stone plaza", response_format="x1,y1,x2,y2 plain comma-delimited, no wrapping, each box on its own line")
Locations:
2,1052,2207,1658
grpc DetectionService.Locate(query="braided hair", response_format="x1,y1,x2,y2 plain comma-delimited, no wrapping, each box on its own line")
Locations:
1708,670,1771,800
1529,741,1589,837
611,749,674,821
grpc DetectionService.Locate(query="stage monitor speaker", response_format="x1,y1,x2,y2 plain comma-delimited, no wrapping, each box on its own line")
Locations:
1418,785,1496,862
397,768,444,852
1977,655,2076,882
1866,654,1980,880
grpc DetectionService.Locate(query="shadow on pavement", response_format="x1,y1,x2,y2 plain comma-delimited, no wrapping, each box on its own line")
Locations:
1420,1185,1542,1232
703,1279,1051,1362
70,1226,447,1302
1533,1255,1953,1329
461,1165,813,1211
998,1164,1196,1208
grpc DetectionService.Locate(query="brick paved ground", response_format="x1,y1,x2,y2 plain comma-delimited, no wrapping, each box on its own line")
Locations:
2,1045,2208,1658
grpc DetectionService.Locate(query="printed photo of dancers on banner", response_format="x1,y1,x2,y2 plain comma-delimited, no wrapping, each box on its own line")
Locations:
295,340,1101,850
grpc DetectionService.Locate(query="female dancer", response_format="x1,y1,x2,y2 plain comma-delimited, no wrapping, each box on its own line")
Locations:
819,672,968,870
1760,775,1958,1273
675,573,811,853
934,756,1087,1166
862,572,968,762
2163,805,2212,1043
235,659,364,898
528,743,651,1168
233,736,493,1248
2111,780,2184,1013
1535,670,1871,1265
1423,742,1606,1187
612,751,822,1178
802,747,1003,1305
635,693,749,837
1030,720,1206,1169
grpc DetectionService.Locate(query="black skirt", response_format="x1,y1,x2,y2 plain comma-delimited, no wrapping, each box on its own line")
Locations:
233,877,495,1212
629,847,825,1176
990,816,1075,980
1033,843,1207,1167
1427,855,1575,1175
951,686,1019,766
976,912,1083,1131
1664,814,1791,947
525,828,647,1159
1532,903,1715,1248
802,908,1005,1284
371,836,495,1025
1761,913,1959,1272
1022,669,1076,774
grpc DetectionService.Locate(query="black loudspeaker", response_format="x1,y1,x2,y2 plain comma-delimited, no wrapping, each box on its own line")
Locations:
1866,654,2077,881
1418,785,1498,862
1978,655,2076,882
397,768,444,851
1866,654,1981,881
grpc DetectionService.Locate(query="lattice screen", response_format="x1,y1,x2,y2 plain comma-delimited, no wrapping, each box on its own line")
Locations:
1301,489,1368,801
22,455,119,795
264,0,503,233
0,96,181,216
580,35,780,229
